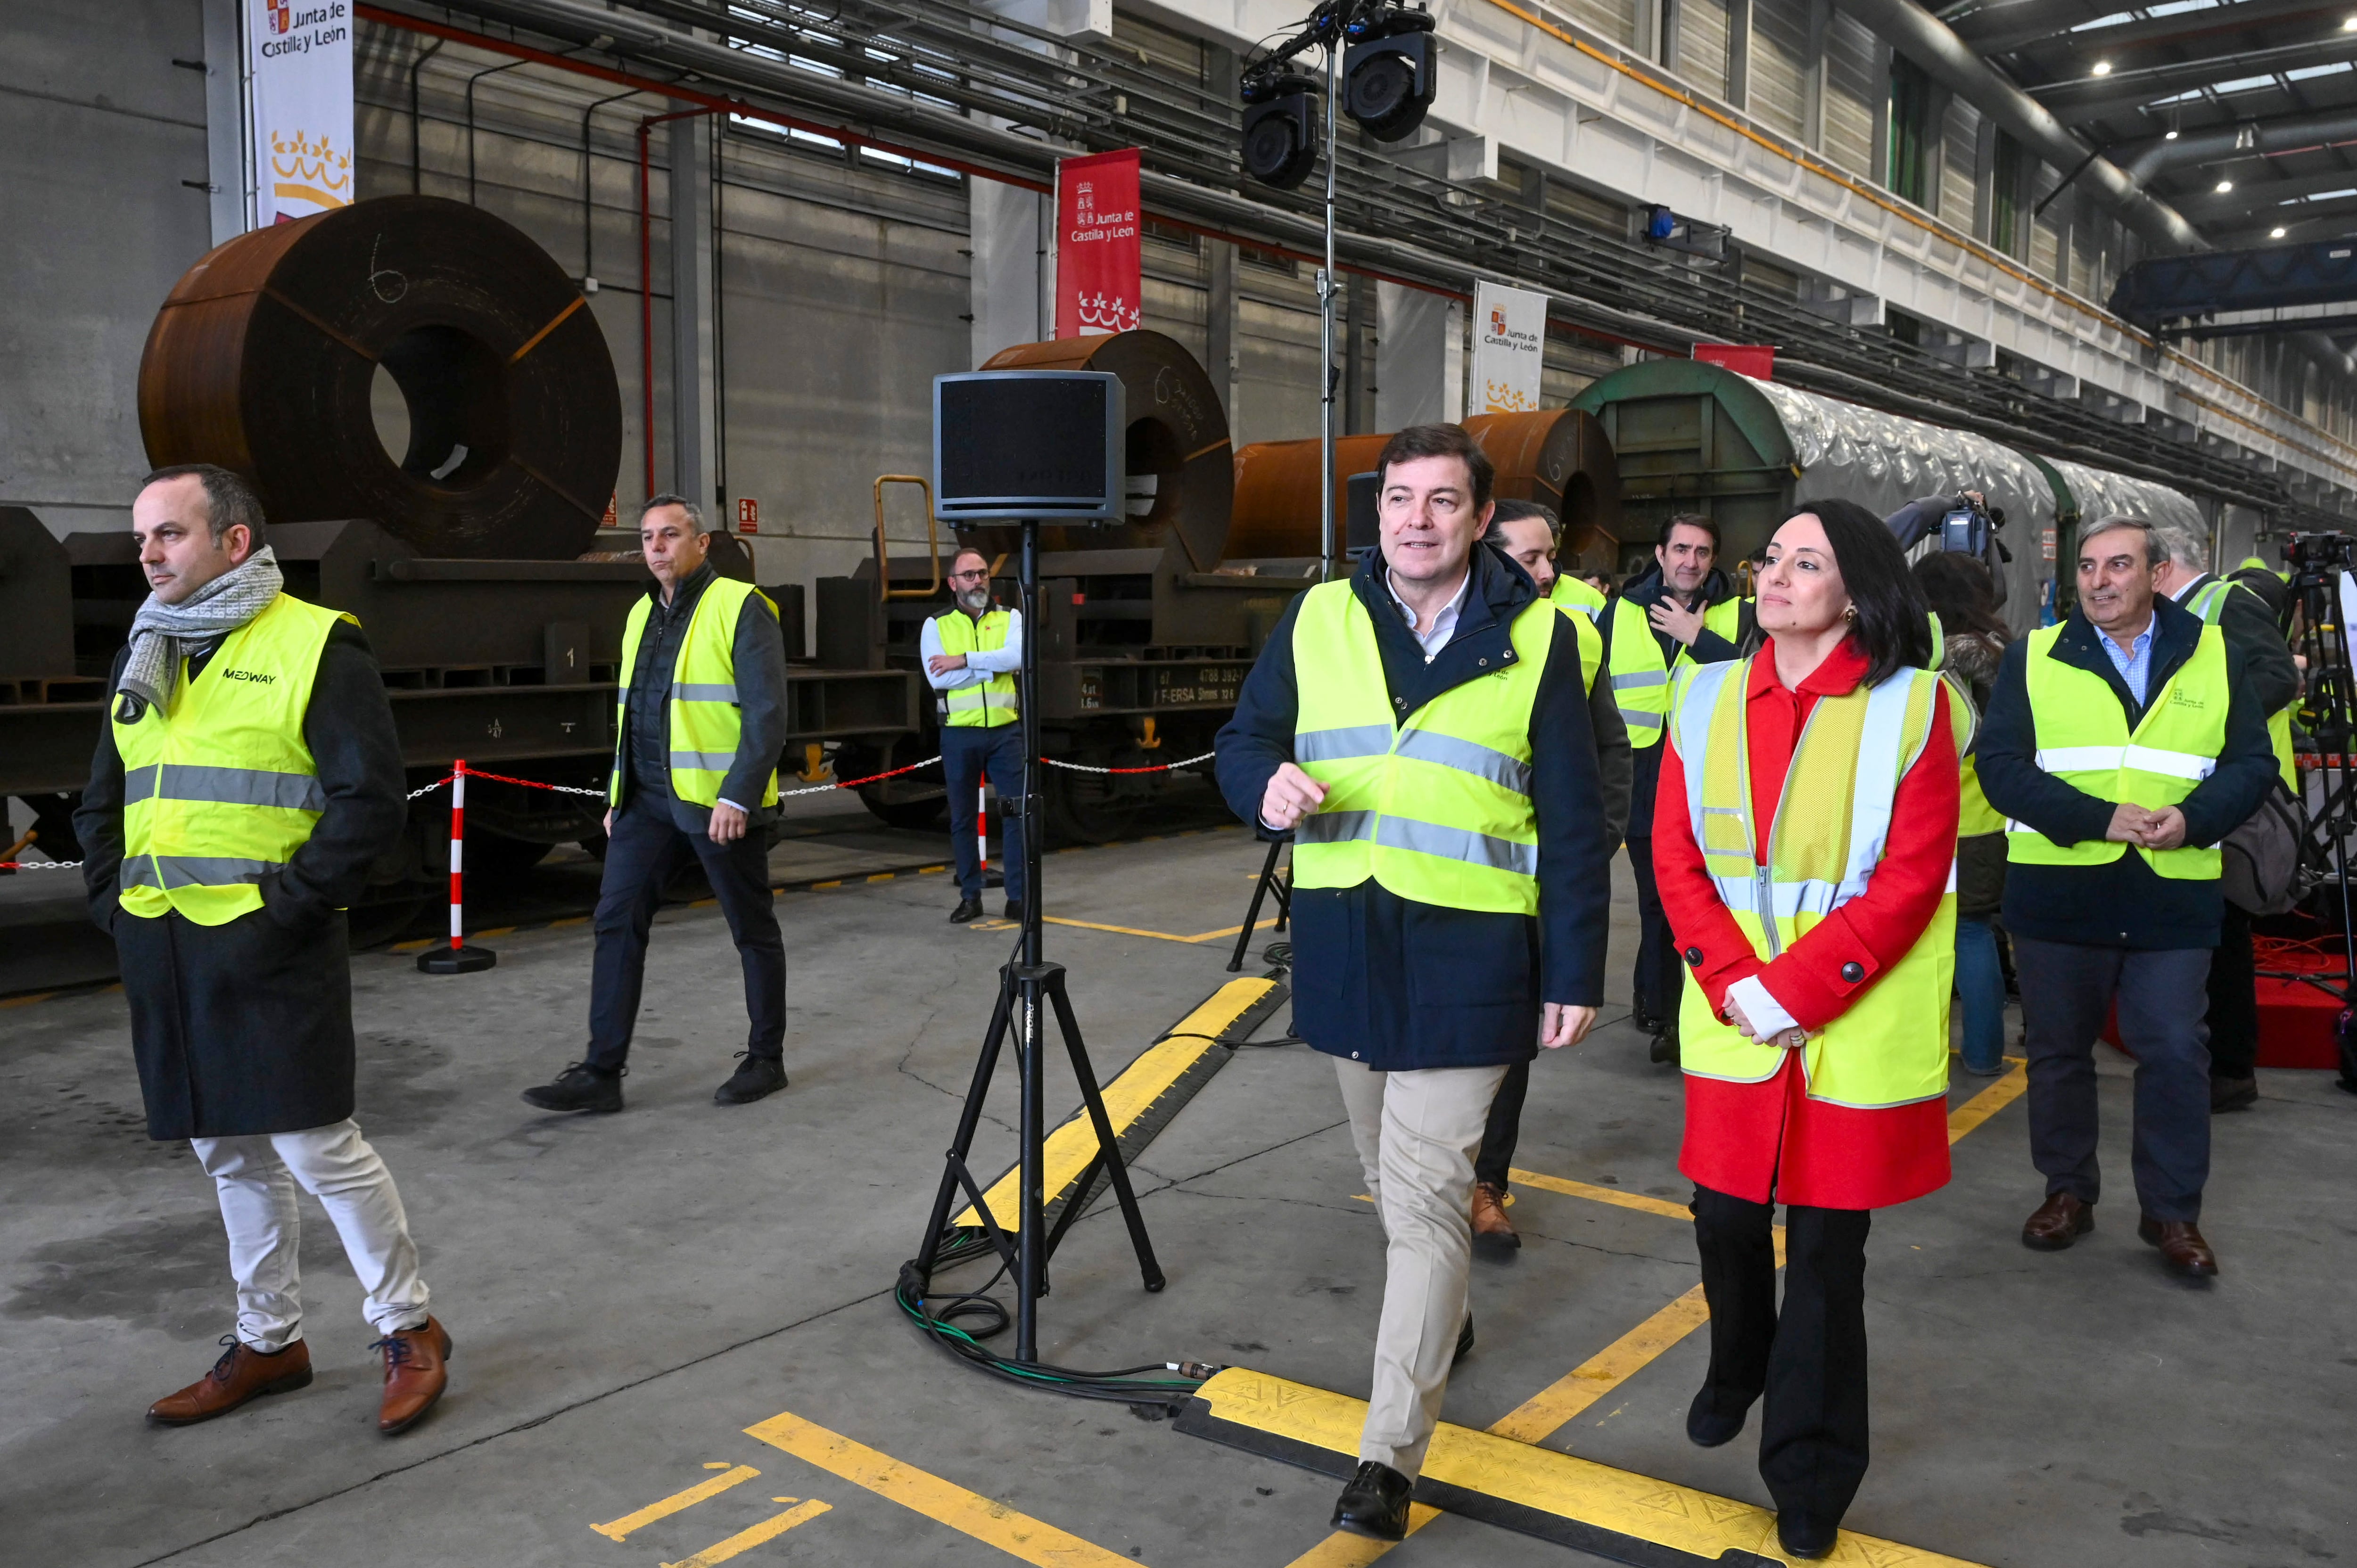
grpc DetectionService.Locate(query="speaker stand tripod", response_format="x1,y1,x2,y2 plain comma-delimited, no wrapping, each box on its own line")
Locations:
910,517,1164,1361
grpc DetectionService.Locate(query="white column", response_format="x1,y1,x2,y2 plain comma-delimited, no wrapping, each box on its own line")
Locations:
969,179,1050,367
668,112,717,507
1376,283,1464,431
202,0,247,240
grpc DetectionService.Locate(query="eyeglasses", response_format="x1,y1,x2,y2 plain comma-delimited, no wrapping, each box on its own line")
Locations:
948,568,990,582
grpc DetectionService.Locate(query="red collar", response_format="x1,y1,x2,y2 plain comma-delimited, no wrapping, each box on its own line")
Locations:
1748,636,1871,699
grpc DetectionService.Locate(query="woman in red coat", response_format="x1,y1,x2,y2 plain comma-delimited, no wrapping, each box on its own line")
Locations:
1654,498,1959,1559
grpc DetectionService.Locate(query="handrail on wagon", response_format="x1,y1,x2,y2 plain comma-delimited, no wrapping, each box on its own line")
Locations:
872,474,944,600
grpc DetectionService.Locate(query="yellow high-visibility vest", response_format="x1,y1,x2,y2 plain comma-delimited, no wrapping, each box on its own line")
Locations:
2185,577,2297,793
1670,655,1955,1109
2006,620,2229,881
114,592,352,926
611,577,782,810
934,608,1019,728
1290,580,1556,915
1927,616,2003,837
1607,592,1746,748
1549,574,1606,617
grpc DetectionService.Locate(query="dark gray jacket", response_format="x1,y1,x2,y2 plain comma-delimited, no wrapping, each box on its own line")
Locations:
614,562,791,830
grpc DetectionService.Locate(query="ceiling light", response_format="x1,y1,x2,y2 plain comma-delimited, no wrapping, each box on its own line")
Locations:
2165,128,2181,139
2217,179,2235,191
2093,59,2114,74
2272,225,2289,237
2344,15,2357,28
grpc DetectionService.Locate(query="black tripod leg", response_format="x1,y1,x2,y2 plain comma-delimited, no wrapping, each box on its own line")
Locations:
1228,837,1285,973
1043,970,1166,1291
914,965,1017,1281
1271,859,1292,934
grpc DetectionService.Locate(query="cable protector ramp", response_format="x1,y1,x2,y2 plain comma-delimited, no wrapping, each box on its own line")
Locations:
1174,1367,1988,1568
948,975,1288,1237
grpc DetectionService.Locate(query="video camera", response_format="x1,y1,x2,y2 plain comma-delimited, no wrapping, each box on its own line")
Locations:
2283,530,2357,580
1938,494,2010,563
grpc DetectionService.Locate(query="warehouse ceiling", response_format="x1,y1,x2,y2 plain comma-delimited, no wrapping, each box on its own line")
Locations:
1946,0,2357,250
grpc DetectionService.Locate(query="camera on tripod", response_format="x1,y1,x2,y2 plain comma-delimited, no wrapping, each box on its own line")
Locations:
2283,530,2357,581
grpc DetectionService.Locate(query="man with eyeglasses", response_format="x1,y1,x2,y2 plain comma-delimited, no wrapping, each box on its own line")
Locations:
925,547,1027,923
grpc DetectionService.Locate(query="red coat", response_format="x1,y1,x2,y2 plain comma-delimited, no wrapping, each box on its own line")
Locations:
1653,638,1958,1210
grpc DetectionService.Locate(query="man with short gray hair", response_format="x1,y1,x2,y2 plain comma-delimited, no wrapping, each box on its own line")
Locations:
923,546,1027,923
2144,513,2300,1114
521,493,792,1114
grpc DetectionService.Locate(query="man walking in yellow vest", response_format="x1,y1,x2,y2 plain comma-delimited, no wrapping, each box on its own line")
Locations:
1978,516,2276,1278
2146,516,2300,1115
76,465,448,1436
1216,426,1612,1541
1597,514,1749,1066
522,496,791,1115
925,546,1026,923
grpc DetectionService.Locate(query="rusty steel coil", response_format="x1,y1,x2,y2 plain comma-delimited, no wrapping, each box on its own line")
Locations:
969,330,1233,569
139,196,619,560
1228,409,1622,565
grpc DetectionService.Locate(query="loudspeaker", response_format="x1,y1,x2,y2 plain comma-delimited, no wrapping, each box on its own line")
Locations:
932,371,1125,522
1343,31,1435,142
1243,81,1320,190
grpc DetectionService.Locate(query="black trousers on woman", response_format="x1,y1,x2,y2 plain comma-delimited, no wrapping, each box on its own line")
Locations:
1690,1185,1873,1530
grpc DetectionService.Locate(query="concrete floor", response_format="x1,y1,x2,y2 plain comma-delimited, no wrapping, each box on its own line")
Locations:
4,824,2354,1568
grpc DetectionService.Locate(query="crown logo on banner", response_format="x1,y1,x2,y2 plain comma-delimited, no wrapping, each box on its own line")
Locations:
269,130,353,213
1076,291,1140,332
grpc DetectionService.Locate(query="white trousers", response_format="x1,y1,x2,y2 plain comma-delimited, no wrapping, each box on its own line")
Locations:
190,1119,430,1350
1334,1058,1508,1478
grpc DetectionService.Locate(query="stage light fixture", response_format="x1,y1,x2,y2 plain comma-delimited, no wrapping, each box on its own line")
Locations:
1342,13,1437,142
1242,71,1321,189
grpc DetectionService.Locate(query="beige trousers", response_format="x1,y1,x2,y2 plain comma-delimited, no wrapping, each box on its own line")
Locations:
1334,1056,1509,1477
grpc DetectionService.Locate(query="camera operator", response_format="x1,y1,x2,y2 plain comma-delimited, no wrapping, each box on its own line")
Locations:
1886,492,2009,612
2149,519,2300,1115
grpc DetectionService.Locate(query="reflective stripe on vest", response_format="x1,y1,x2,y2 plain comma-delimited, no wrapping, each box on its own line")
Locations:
934,608,1019,727
2189,577,2298,793
2006,620,2229,880
1671,656,1954,1109
1549,574,1606,619
610,578,783,810
1607,593,1745,747
112,593,348,927
1289,580,1555,915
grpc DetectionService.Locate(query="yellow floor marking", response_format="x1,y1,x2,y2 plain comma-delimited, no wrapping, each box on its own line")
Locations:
811,879,843,890
549,915,589,928
920,864,947,873
475,925,517,937
1213,1369,1985,1568
866,872,898,883
952,977,1277,1231
592,1463,761,1541
746,1412,1137,1567
1507,1169,1692,1223
1947,1059,2029,1143
388,939,433,953
0,990,58,1009
1484,1284,1715,1444
659,1498,831,1568
1039,915,1202,942
1180,916,1282,942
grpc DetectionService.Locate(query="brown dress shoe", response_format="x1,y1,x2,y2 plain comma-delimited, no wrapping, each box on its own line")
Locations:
148,1336,313,1426
1472,1182,1520,1259
2020,1193,2094,1251
2138,1216,2219,1277
375,1316,453,1435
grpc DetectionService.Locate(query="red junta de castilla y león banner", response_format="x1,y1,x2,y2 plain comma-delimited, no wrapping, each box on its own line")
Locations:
1055,149,1143,339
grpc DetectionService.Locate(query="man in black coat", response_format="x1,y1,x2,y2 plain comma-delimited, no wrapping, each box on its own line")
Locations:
77,465,448,1436
1978,517,2276,1279
1216,425,1612,1542
521,495,792,1115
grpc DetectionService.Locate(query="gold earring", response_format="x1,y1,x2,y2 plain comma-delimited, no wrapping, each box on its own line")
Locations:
1842,606,1856,623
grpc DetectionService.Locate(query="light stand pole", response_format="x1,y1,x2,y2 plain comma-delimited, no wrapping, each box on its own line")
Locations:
1316,41,1342,581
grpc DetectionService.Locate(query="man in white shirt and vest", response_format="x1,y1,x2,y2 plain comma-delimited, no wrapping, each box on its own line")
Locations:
77,465,448,1436
1216,425,1612,1541
1596,513,1750,1066
521,496,791,1115
923,546,1026,923
1978,516,2276,1279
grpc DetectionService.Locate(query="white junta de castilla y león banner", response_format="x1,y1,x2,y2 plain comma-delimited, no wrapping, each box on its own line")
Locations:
1470,280,1547,415
249,0,355,228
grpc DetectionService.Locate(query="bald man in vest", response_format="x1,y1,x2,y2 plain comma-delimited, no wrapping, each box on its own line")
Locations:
521,495,791,1115
76,464,448,1436
1217,424,1612,1542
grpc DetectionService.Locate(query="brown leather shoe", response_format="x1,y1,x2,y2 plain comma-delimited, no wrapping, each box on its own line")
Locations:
148,1336,313,1426
2138,1215,2219,1278
1471,1182,1520,1259
375,1316,453,1435
2020,1193,2094,1251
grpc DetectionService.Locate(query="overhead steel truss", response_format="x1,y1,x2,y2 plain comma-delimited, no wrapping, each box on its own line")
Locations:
376,0,2357,522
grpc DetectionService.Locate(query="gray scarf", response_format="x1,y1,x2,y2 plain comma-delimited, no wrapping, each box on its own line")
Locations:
117,546,285,720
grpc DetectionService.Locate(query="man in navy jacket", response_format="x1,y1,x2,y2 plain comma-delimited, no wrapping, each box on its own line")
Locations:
1215,425,1612,1540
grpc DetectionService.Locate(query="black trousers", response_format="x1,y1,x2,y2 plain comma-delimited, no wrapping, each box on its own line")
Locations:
1627,835,1681,1029
1472,1059,1528,1190
2206,903,2258,1082
587,794,786,1071
1691,1185,1873,1530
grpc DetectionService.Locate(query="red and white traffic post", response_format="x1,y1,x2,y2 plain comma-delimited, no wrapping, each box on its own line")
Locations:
418,758,498,974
